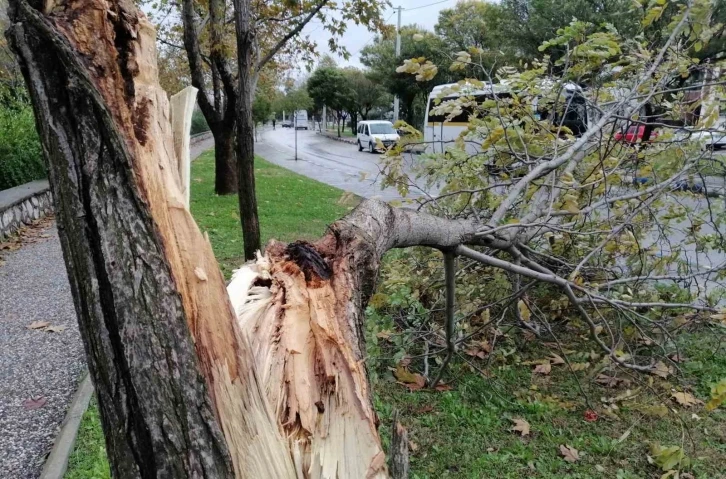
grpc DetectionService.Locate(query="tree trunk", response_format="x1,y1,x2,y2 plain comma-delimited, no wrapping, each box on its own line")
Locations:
233,0,261,261
9,3,481,478
227,200,476,477
212,122,239,195
6,1,293,477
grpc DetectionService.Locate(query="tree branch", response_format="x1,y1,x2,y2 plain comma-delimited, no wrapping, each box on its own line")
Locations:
255,0,328,73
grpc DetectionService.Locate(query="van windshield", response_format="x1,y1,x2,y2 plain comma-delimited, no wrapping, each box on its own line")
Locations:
369,123,395,134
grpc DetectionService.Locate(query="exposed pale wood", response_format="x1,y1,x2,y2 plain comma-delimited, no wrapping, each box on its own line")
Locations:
6,0,294,476
170,85,198,207
229,244,388,478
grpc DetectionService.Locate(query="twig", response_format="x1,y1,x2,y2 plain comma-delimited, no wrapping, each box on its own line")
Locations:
431,250,456,388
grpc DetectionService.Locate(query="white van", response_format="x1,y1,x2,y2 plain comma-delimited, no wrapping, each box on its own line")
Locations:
294,110,308,130
356,120,400,153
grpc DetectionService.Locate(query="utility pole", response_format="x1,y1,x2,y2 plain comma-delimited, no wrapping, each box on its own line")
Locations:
294,110,298,161
393,5,402,123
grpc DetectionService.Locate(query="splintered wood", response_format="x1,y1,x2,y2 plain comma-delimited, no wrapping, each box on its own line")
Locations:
228,242,388,478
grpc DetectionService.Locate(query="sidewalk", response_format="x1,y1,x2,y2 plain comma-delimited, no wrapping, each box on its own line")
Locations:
0,223,85,478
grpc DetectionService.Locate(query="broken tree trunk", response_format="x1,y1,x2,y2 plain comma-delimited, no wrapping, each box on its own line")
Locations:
6,0,292,477
170,85,198,207
227,201,479,477
7,1,482,477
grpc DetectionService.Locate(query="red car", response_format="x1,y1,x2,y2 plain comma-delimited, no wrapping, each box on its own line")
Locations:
615,125,659,144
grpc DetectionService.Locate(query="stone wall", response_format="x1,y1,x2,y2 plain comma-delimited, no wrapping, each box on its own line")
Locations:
0,180,53,240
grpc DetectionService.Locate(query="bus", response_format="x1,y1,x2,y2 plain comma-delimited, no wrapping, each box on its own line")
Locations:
423,81,590,154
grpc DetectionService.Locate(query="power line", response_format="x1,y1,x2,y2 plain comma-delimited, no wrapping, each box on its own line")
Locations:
404,0,453,12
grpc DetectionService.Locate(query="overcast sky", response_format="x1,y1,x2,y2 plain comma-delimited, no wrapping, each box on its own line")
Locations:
302,0,459,69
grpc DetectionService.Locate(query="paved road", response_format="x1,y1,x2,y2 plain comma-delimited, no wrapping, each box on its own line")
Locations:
257,127,438,201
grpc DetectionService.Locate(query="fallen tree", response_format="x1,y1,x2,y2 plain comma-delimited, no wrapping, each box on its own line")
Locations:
7,0,726,477
4,0,443,476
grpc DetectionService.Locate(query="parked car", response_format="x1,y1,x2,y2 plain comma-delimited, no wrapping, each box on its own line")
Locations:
356,120,400,153
281,120,292,128
615,124,659,144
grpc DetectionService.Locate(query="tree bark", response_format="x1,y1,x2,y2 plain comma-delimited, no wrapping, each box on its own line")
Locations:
233,0,261,260
8,3,479,477
6,1,293,477
181,0,239,196
212,122,239,195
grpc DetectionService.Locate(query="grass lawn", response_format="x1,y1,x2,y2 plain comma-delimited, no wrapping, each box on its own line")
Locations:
64,151,725,478
324,128,356,139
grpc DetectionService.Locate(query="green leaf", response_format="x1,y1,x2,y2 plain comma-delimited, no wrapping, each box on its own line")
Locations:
649,444,689,472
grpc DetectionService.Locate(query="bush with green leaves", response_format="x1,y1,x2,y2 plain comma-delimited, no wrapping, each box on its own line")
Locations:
0,93,44,191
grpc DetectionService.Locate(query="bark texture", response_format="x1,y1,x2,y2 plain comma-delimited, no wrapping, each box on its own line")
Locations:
233,0,261,260
181,0,238,195
212,122,239,195
6,1,292,477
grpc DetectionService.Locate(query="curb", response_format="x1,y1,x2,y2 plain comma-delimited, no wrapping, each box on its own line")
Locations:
40,372,94,479
316,131,358,145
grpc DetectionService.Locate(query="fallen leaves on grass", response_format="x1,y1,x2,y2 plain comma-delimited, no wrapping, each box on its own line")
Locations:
414,405,434,414
671,391,701,407
434,383,453,392
583,409,598,422
510,418,530,436
559,444,580,463
648,444,689,472
393,365,426,391
571,362,590,371
633,403,669,417
23,396,47,410
533,361,552,375
465,340,492,359
651,361,673,379
548,353,565,365
595,374,631,388
705,378,726,411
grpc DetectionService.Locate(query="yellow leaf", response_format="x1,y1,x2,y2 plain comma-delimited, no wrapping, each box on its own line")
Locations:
649,444,689,472
571,362,590,371
705,378,726,411
518,300,532,322
671,391,700,407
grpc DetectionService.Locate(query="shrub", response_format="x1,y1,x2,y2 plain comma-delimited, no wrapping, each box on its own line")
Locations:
190,109,210,135
0,99,44,191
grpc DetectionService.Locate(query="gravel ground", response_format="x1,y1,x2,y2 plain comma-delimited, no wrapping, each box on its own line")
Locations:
0,224,85,478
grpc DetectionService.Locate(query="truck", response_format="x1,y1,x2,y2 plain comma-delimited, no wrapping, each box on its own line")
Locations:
294,110,309,130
